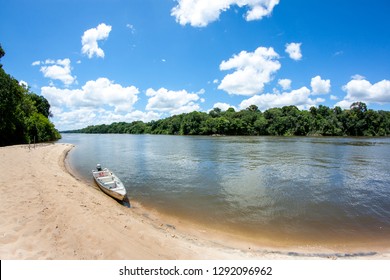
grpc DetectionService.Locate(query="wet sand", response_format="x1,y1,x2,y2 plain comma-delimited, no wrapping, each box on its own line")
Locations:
0,143,388,259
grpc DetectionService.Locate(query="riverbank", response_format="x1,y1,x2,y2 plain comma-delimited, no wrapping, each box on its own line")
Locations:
0,143,388,259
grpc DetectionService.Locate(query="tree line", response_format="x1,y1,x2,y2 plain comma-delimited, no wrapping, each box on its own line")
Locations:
0,44,61,146
67,102,390,137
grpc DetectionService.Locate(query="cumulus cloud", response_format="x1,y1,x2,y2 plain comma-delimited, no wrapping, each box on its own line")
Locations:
81,23,112,58
311,75,331,95
239,86,324,111
40,78,146,130
218,46,280,96
35,58,76,85
171,0,280,27
145,88,203,115
51,108,160,131
41,77,139,113
285,42,302,61
245,0,280,21
278,78,292,90
335,78,390,108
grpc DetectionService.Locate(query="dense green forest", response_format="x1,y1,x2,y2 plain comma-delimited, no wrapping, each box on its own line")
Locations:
67,102,390,137
0,44,61,146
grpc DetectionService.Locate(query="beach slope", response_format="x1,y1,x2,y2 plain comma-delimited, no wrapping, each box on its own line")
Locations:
0,143,264,259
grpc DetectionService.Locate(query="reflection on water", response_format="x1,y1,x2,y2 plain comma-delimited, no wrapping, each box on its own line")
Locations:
60,134,390,247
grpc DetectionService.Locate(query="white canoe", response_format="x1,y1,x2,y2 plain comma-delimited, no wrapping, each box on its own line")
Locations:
92,166,127,201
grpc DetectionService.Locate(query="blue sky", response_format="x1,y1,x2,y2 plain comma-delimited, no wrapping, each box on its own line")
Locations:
1,0,390,130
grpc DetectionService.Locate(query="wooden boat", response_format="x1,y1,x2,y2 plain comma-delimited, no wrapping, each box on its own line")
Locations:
92,164,127,201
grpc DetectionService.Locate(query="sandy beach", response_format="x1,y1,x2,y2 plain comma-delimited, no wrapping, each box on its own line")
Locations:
0,143,388,260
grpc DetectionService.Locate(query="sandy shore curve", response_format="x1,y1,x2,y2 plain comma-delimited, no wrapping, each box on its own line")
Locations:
0,143,388,259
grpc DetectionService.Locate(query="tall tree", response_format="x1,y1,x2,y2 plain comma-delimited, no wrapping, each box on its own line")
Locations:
28,93,52,118
0,44,60,146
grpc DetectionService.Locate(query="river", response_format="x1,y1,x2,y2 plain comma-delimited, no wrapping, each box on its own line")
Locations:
59,134,390,248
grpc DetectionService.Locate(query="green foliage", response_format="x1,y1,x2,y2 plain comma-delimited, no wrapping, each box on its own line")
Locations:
26,112,61,143
67,102,390,137
0,68,24,145
27,93,52,118
0,44,60,146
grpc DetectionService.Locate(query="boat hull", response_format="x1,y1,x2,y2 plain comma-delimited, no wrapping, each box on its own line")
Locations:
92,168,127,201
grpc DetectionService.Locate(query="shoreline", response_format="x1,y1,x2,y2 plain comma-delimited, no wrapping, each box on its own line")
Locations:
0,143,389,259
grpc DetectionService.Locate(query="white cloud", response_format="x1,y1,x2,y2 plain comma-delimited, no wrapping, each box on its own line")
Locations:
218,46,280,96
239,86,323,111
40,78,145,130
330,95,339,101
52,108,98,130
278,78,291,90
145,88,202,115
197,88,206,95
94,110,160,126
245,0,280,21
19,80,28,88
37,58,76,85
285,42,302,61
171,0,280,27
125,110,161,122
212,102,237,111
41,77,139,112
351,74,365,80
335,78,390,108
81,23,112,58
311,75,331,95
50,108,160,131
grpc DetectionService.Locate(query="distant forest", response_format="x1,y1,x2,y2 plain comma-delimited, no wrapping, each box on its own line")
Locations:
66,102,390,137
0,44,61,146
